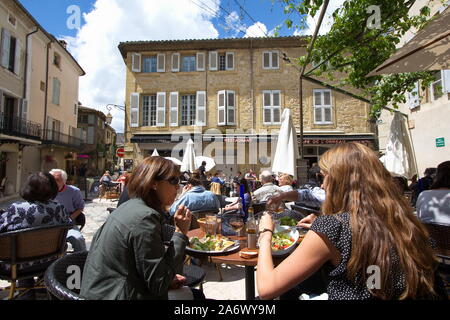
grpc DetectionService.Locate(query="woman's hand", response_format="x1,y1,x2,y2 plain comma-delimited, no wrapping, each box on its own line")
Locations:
297,214,317,229
170,274,186,289
174,205,192,235
266,194,283,211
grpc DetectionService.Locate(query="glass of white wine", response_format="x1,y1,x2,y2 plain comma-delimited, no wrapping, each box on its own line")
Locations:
228,215,244,235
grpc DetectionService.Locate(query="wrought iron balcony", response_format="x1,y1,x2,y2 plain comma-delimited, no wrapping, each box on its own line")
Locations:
42,129,84,149
0,112,42,141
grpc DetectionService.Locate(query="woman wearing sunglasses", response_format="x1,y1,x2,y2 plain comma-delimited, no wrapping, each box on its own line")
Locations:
257,142,447,300
81,156,194,300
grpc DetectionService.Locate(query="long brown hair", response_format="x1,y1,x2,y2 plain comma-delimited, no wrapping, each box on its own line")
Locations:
127,156,180,212
319,142,438,299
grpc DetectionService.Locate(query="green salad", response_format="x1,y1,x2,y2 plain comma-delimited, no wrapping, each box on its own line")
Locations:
271,232,295,251
279,217,297,226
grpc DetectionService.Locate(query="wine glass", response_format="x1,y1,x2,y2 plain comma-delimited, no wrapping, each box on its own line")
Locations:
228,215,244,235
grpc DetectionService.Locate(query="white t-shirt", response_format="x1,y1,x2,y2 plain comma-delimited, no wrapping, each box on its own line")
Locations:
416,190,450,226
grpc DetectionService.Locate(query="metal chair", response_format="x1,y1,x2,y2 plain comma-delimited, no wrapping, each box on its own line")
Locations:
0,223,73,300
424,222,450,296
44,251,88,300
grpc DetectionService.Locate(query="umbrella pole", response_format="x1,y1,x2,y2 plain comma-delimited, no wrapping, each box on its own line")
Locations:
299,76,304,160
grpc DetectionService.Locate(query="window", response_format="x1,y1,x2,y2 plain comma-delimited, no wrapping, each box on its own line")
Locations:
88,114,95,124
181,55,196,72
40,81,45,91
8,14,16,27
53,53,61,68
143,56,157,73
1,28,21,74
78,115,88,123
87,126,94,144
181,94,196,126
218,52,234,70
430,71,443,101
142,95,157,126
263,51,279,69
217,90,236,126
313,89,333,124
52,77,60,105
262,90,281,125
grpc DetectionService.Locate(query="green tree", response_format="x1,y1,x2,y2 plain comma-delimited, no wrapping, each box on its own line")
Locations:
278,0,442,118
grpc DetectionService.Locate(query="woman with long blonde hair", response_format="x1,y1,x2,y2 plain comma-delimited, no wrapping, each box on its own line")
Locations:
258,142,446,300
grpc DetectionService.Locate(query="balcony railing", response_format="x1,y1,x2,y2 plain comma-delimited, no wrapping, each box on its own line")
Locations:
42,129,84,149
0,112,42,141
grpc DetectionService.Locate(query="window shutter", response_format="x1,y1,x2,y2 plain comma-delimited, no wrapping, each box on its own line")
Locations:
209,51,218,70
271,51,279,69
263,52,270,69
74,103,78,116
172,53,180,72
227,91,235,125
0,89,4,114
14,39,21,75
407,82,420,109
169,92,179,126
218,90,226,126
263,91,272,124
156,92,166,126
52,78,60,105
131,53,141,72
196,91,206,126
130,93,140,127
21,99,28,120
196,52,205,71
443,70,450,94
226,52,234,70
272,91,281,124
157,53,165,72
1,28,10,68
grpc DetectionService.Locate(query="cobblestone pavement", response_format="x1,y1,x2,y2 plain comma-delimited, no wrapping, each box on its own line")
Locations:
1,197,252,300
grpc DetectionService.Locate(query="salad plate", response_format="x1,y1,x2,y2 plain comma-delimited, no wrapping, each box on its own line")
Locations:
187,234,241,255
271,225,300,257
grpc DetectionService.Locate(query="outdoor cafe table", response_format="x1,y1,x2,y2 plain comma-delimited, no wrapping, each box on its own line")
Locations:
186,228,286,300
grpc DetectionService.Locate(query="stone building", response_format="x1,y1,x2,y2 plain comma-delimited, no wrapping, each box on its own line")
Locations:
118,36,375,178
77,106,117,176
0,0,84,199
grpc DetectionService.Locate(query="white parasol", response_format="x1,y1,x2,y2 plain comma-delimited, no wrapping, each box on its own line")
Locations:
271,108,300,179
165,157,183,166
195,156,216,172
151,149,159,157
180,139,196,173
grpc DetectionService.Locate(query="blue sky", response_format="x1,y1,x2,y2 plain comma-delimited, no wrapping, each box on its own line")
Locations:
17,0,316,133
19,0,300,40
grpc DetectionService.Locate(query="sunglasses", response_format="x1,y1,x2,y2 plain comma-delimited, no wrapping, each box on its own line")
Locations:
165,176,180,186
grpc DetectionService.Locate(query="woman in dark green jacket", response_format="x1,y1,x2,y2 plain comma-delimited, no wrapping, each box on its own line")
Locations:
80,156,192,300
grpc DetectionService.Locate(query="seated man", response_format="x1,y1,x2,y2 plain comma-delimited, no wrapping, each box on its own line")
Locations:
210,172,225,185
252,170,282,202
49,169,87,252
169,171,220,216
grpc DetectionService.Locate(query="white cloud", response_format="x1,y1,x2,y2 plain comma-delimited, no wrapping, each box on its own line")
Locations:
296,0,346,35
61,0,219,133
224,11,247,36
244,22,268,38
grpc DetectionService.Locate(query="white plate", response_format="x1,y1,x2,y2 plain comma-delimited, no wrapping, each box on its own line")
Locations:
271,225,299,257
186,239,241,255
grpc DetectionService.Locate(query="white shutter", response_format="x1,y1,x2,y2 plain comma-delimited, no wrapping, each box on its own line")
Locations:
263,91,272,125
227,91,235,125
156,92,166,126
131,53,141,72
272,91,281,124
209,51,218,71
271,51,279,69
1,28,11,68
407,82,420,109
157,53,165,72
218,90,226,126
196,52,205,71
172,53,180,72
443,70,450,94
130,93,140,127
226,52,234,70
0,89,4,114
14,39,21,75
169,92,179,126
196,91,206,126
263,52,270,69
21,99,28,120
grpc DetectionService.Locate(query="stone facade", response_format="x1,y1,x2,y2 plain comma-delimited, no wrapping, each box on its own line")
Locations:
119,37,375,178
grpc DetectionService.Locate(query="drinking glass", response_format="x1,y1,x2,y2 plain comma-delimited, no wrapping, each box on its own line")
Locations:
228,215,245,235
205,213,218,235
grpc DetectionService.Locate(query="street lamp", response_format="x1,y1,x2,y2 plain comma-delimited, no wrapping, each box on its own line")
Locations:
105,104,125,125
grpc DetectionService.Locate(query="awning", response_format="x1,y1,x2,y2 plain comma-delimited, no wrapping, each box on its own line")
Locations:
369,6,450,76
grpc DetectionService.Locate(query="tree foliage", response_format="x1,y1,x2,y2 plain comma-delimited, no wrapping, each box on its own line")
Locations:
278,0,443,118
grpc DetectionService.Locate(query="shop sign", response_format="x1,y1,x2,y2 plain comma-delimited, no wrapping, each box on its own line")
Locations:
436,137,445,147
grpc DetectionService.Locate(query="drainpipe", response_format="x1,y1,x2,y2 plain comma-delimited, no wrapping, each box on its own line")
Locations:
40,39,52,171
